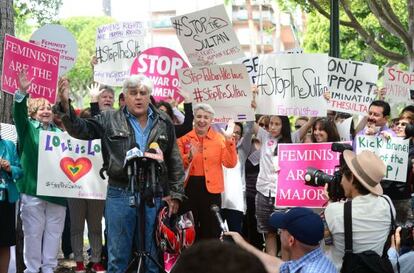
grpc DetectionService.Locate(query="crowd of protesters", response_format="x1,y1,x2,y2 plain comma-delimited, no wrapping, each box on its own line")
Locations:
1,64,414,273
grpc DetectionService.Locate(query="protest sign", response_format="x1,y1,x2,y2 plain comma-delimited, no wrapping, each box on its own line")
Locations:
94,21,146,86
256,53,329,117
327,57,378,115
335,117,353,141
171,4,244,66
37,131,107,199
355,135,409,182
130,47,189,102
178,64,254,123
383,66,414,104
277,143,343,208
0,123,17,145
1,34,60,103
234,56,259,84
30,24,78,76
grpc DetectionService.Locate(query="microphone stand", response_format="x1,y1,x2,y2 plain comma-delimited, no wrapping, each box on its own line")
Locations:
124,158,166,273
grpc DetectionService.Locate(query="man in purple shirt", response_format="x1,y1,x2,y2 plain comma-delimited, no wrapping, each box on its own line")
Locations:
357,100,395,137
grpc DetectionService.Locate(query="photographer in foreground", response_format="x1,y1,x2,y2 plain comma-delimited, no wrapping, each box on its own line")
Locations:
387,226,414,273
323,150,395,271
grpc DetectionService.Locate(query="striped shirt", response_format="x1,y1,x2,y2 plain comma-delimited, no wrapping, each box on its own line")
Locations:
279,247,337,273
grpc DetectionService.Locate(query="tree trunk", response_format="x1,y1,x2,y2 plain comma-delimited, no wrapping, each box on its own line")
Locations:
0,0,14,124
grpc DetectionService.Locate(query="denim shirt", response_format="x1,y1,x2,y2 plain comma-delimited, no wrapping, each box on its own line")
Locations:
279,248,337,273
0,138,23,203
125,107,155,152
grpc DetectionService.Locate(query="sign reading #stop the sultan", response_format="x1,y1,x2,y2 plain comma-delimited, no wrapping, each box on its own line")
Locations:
130,47,189,103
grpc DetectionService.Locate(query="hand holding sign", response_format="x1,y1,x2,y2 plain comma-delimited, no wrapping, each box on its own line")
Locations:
58,77,70,112
18,69,34,94
221,119,235,140
88,82,101,102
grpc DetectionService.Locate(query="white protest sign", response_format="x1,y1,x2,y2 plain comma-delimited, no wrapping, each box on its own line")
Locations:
0,123,17,144
335,117,353,141
383,66,414,104
355,135,409,182
178,64,254,123
256,53,329,117
171,4,244,66
234,56,259,84
37,131,107,199
327,57,378,115
30,24,78,76
94,21,146,86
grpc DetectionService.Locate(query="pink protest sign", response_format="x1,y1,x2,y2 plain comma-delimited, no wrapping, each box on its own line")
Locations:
276,143,342,208
1,34,60,104
130,47,189,103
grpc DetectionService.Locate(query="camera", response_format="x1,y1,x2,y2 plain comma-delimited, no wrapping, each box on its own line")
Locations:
304,143,352,202
400,225,414,249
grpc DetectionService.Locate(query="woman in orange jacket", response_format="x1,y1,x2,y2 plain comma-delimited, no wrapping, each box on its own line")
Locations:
177,103,237,240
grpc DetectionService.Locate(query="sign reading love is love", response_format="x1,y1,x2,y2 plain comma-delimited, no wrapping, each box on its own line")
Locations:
37,131,107,200
130,47,189,103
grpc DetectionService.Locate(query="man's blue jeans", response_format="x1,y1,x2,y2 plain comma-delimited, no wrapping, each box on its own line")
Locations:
105,186,161,273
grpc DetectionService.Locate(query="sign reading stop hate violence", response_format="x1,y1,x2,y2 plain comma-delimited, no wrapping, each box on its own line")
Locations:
1,35,60,104
130,47,189,102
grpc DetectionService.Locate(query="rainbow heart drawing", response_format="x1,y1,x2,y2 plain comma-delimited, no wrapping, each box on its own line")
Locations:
60,157,92,183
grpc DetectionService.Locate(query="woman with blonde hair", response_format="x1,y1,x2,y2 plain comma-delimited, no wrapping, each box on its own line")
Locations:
13,70,66,273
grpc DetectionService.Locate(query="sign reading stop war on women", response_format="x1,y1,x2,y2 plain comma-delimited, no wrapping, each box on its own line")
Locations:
130,47,189,103
383,66,414,104
37,131,108,200
178,64,255,123
171,4,244,66
256,53,329,117
355,136,409,182
276,143,343,208
1,35,60,104
94,21,146,86
327,57,378,115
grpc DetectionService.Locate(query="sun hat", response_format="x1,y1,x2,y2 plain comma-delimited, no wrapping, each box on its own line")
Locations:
343,150,385,195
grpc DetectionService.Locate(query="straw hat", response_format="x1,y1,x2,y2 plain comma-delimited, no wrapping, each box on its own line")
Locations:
343,150,385,195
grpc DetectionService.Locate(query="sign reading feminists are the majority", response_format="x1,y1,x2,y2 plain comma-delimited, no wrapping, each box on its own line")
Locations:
178,64,254,123
1,35,60,103
276,143,343,208
256,53,329,117
171,4,244,66
327,57,378,115
94,21,146,86
37,131,107,200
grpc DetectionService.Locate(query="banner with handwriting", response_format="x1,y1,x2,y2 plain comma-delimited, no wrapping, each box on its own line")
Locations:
178,64,254,123
171,4,244,66
256,53,328,117
355,135,409,182
383,66,414,104
37,131,107,200
94,21,146,86
327,57,378,115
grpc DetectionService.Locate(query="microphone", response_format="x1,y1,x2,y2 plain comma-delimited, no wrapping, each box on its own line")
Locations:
210,204,229,232
124,147,144,167
144,142,164,162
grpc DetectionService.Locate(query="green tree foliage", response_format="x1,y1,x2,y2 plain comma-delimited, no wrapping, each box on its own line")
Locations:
277,0,412,70
59,16,115,107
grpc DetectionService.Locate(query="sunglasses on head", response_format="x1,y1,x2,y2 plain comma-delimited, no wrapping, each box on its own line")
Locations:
259,123,269,129
396,121,409,126
294,125,301,129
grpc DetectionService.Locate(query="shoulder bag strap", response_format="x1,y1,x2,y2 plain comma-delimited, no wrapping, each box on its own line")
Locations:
344,200,353,253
